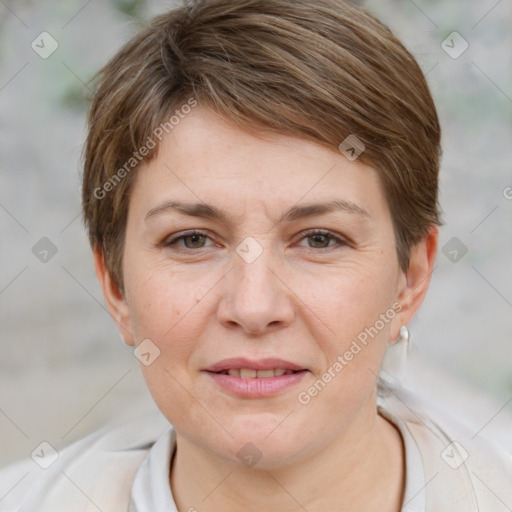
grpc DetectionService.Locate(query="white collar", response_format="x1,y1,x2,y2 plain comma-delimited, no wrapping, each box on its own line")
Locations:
129,427,178,512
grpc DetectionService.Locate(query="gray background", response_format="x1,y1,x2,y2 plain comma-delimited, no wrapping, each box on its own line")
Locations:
1,0,511,467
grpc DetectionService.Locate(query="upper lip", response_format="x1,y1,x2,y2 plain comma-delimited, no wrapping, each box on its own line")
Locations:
204,357,307,373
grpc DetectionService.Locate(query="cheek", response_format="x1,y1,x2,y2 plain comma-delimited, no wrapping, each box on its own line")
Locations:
293,261,398,407
124,255,226,372
127,272,203,347
124,268,212,422
297,261,397,342
290,271,396,431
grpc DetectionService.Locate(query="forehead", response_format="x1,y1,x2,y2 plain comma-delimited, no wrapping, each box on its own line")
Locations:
129,106,388,223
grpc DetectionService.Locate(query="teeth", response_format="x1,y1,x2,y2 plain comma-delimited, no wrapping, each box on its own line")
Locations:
240,369,257,379
256,369,275,378
224,368,297,378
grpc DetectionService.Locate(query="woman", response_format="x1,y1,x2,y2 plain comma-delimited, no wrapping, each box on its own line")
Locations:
1,0,510,510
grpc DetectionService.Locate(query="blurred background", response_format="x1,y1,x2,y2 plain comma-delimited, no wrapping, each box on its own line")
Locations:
1,0,511,467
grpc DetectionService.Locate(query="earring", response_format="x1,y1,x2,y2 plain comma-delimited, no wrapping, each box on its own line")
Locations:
395,325,410,346
378,325,410,390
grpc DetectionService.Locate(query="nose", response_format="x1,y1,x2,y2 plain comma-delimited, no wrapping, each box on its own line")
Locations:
217,240,295,336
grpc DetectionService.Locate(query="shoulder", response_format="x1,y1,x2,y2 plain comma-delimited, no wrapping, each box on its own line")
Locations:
378,381,512,512
0,410,170,512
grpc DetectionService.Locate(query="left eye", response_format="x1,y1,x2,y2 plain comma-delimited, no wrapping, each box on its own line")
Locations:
164,231,213,250
163,229,346,251
298,230,346,249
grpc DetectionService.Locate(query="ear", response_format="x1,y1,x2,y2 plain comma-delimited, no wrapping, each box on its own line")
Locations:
93,245,135,346
389,225,438,341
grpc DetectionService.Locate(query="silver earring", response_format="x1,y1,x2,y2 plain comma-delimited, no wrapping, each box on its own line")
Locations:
379,325,410,390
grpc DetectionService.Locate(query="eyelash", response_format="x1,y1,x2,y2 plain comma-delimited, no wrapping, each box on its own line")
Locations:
162,229,349,252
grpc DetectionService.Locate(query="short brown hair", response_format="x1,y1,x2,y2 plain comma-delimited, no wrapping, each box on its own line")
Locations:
82,0,442,295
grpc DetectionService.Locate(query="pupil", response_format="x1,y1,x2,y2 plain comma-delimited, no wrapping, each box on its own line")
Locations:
187,234,203,247
312,234,327,247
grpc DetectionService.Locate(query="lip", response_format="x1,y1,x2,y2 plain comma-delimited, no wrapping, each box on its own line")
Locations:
202,357,309,398
204,370,308,398
203,357,306,373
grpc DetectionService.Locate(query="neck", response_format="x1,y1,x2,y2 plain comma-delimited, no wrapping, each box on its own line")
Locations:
170,391,405,512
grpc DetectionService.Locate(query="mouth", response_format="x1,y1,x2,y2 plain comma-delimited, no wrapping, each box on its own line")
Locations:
203,357,307,375
202,358,309,398
211,368,302,378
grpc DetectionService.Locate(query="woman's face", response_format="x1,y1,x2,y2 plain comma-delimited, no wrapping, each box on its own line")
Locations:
107,106,426,468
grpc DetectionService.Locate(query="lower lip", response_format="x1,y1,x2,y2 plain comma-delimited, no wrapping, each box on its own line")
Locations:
204,370,309,398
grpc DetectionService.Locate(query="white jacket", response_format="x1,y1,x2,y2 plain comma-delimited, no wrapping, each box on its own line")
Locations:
1,380,511,511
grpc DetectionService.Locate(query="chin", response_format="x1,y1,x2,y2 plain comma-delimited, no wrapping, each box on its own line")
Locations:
213,414,309,469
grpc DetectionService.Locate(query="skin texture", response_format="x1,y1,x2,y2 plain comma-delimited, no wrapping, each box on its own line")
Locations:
95,106,438,511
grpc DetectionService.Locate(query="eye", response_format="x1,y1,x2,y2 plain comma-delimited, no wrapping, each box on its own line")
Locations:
297,229,348,250
163,230,214,250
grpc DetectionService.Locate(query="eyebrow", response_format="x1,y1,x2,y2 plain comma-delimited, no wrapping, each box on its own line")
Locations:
144,198,370,225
